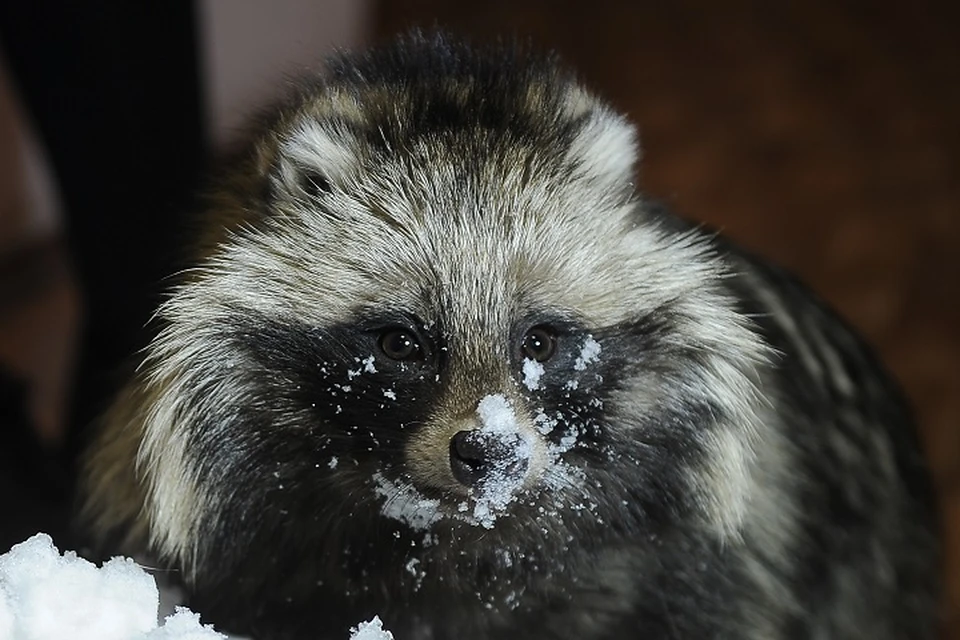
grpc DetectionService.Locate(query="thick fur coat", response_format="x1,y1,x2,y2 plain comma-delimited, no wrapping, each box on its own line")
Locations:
81,34,940,639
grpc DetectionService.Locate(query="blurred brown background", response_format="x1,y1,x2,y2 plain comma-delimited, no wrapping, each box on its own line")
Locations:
375,0,959,635
0,0,956,636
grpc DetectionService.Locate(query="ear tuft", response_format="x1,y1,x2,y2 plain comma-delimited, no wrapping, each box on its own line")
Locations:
275,121,355,198
566,109,640,187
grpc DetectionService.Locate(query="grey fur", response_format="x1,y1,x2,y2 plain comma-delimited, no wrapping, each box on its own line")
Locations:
81,33,940,639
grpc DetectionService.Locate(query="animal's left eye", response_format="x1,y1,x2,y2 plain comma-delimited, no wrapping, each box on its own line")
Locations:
379,329,423,361
521,325,557,362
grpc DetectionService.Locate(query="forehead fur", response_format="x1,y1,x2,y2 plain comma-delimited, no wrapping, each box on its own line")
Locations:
183,35,715,337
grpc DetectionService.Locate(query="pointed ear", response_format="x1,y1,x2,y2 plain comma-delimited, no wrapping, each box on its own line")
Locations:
565,109,640,188
273,121,356,198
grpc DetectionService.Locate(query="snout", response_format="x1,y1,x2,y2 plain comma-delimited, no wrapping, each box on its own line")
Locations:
403,394,550,499
449,429,531,488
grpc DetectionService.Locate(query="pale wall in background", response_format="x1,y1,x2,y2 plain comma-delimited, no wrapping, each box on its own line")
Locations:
200,0,371,148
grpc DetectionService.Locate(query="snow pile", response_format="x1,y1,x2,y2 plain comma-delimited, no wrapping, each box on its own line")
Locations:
0,533,224,640
1,535,396,640
349,616,393,640
141,610,227,640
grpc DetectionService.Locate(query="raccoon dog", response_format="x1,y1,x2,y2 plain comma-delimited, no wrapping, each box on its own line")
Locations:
81,33,940,639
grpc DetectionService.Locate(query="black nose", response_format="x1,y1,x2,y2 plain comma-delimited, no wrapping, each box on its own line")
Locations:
449,430,530,488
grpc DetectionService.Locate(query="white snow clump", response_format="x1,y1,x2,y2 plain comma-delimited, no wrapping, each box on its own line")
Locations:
471,394,532,528
521,358,544,390
349,616,394,640
0,533,224,640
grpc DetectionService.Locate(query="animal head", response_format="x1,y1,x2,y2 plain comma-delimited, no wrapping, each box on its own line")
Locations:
83,33,770,622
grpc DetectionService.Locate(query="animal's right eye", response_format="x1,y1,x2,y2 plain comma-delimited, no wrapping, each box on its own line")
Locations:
379,329,423,361
521,325,558,363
